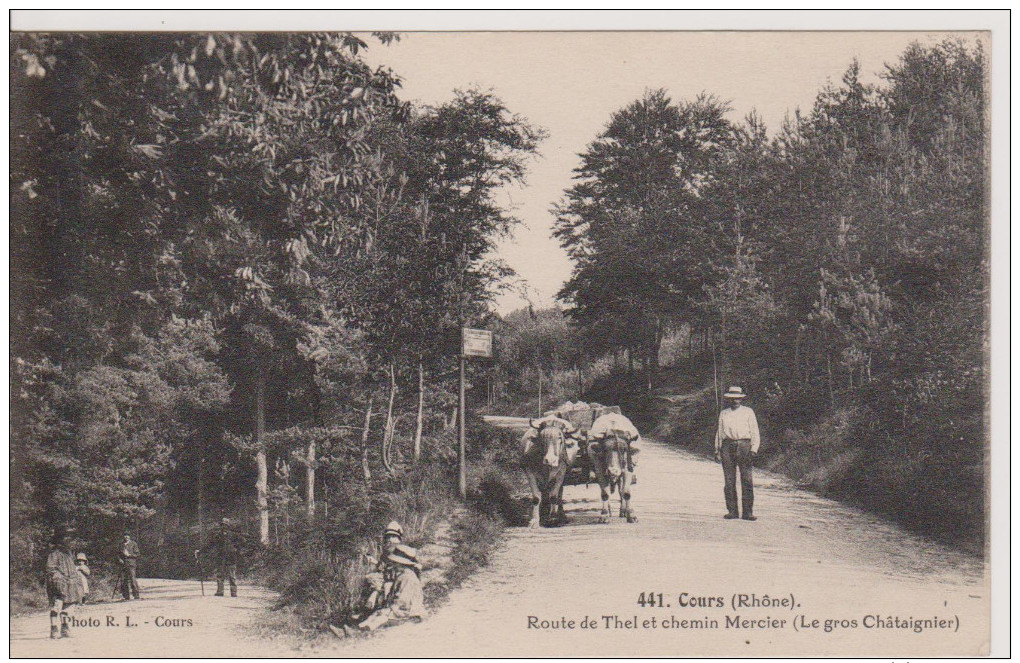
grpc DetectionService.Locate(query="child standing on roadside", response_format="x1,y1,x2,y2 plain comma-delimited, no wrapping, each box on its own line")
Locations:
74,553,90,604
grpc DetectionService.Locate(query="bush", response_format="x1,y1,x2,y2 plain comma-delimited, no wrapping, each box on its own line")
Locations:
444,510,503,587
250,422,525,632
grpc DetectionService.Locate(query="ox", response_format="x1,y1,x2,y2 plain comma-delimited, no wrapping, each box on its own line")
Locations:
588,412,640,523
520,416,581,528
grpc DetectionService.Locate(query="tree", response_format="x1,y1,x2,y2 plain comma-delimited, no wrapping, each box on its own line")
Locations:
10,32,405,546
333,88,543,466
555,90,735,384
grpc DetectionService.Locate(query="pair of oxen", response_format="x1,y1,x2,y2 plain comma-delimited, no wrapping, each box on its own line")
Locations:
520,415,639,528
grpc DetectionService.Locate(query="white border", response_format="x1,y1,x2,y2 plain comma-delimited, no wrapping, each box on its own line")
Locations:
4,9,1012,32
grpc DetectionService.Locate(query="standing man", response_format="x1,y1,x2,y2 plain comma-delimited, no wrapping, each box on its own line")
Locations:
714,386,761,521
119,531,141,600
46,527,82,639
210,518,239,597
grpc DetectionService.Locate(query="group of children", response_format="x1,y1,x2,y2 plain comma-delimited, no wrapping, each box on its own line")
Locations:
46,520,425,641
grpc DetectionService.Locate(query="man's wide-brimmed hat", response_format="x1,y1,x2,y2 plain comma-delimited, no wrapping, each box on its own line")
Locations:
75,552,88,562
723,386,747,399
386,544,421,570
383,520,403,539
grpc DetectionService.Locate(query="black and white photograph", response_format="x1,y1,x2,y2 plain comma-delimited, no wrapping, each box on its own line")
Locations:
8,10,1007,658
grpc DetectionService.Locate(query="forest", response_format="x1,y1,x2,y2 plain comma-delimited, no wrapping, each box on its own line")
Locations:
10,33,988,622
547,38,987,548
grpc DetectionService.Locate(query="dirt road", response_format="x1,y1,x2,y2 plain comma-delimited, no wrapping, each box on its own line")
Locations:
9,580,282,658
11,438,989,657
329,439,989,657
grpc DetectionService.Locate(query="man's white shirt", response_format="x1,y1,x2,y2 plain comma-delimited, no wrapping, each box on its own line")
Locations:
714,405,761,453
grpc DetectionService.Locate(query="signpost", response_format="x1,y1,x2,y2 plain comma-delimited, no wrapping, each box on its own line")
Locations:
462,328,493,358
459,328,492,498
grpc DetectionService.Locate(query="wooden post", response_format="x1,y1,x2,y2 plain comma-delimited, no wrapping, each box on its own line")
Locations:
458,355,467,499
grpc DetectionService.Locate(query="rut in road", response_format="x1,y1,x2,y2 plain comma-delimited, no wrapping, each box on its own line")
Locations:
10,438,988,658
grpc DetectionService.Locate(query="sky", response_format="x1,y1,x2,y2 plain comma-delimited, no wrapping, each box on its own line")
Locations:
360,31,973,314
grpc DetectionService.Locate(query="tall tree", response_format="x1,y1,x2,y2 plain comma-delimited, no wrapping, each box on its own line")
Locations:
555,90,735,378
334,88,543,465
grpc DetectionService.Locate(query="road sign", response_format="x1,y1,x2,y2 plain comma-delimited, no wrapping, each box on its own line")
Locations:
462,327,493,358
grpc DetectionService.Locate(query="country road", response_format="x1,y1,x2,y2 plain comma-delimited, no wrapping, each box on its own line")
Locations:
10,438,989,658
9,580,280,657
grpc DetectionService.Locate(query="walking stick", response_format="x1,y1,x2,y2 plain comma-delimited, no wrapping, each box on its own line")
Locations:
194,550,204,596
111,562,124,600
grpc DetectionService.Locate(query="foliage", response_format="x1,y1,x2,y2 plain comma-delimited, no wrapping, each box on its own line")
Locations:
553,40,988,546
554,90,736,363
10,32,543,584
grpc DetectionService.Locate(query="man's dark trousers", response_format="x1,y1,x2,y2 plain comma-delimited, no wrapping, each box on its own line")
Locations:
720,439,754,517
121,563,140,599
215,564,237,597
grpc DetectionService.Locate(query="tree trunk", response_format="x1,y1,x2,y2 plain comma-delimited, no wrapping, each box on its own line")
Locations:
794,329,801,382
646,352,653,395
306,438,315,518
278,458,291,546
711,332,720,411
197,451,206,548
646,319,660,395
826,352,836,409
307,377,323,518
382,362,397,474
361,399,373,485
255,354,269,546
537,365,543,416
413,361,424,464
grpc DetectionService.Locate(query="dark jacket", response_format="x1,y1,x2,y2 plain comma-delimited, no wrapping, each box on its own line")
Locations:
206,528,238,565
120,539,140,568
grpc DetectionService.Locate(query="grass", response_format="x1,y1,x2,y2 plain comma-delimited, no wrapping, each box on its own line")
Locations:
9,580,48,616
240,425,525,647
